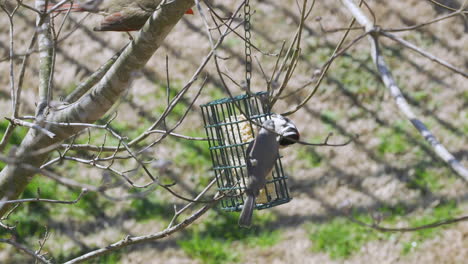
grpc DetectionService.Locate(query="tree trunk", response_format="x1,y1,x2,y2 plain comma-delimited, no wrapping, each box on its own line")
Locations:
0,0,195,217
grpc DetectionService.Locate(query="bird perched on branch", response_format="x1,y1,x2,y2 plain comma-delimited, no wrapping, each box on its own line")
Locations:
48,0,194,32
238,114,300,228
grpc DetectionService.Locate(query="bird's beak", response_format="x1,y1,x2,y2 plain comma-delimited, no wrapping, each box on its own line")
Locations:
279,127,300,147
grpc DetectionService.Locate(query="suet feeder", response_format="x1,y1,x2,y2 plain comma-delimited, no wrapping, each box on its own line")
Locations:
200,92,291,211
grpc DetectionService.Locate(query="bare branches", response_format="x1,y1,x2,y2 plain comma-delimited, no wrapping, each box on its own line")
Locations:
348,214,468,233
0,1,243,262
64,47,125,103
0,2,21,153
0,0,466,262
0,188,87,207
0,239,52,264
426,0,468,13
45,0,74,14
57,129,209,153
63,193,222,264
35,0,54,118
339,0,468,181
296,132,355,147
381,31,468,78
36,227,51,264
136,77,207,154
0,124,16,152
5,118,56,138
0,0,199,219
125,7,240,149
168,178,218,228
0,203,19,230
385,9,462,32
16,31,38,117
0,2,20,117
269,0,315,108
39,75,207,187
282,0,364,116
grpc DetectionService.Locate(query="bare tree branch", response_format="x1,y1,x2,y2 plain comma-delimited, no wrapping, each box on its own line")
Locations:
339,0,468,180
0,239,52,264
283,0,364,116
5,118,56,138
64,47,125,103
348,214,468,232
381,31,468,78
0,188,87,207
426,0,468,13
35,0,54,118
0,0,196,218
62,193,222,264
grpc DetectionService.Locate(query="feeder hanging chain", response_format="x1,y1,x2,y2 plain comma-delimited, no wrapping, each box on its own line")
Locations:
244,0,252,92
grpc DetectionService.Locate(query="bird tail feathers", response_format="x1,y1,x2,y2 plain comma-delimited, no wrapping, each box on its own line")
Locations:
238,195,256,228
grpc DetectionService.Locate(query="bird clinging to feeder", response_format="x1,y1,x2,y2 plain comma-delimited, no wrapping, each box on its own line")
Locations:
201,92,299,228
238,114,300,228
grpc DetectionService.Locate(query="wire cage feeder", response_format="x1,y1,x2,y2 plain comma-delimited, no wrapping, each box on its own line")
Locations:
200,92,291,211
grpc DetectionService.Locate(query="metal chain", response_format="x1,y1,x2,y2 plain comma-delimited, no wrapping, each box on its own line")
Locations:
244,0,252,93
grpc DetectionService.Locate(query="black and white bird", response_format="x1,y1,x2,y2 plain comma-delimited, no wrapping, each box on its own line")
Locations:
271,114,300,147
238,114,300,228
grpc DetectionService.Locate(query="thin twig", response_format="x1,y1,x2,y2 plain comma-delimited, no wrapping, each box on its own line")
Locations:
348,214,468,232
0,3,20,117
0,189,87,207
381,31,468,78
283,0,365,116
384,10,461,32
0,124,16,152
0,239,52,264
63,193,222,264
426,0,468,13
16,32,38,116
5,118,56,138
64,46,126,103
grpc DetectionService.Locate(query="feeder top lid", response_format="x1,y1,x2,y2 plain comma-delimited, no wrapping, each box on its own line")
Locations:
200,91,268,107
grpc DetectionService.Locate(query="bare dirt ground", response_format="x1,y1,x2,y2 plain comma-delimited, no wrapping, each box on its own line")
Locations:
0,0,467,263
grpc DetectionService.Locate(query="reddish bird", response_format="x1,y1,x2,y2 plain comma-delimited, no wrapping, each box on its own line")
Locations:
49,0,194,31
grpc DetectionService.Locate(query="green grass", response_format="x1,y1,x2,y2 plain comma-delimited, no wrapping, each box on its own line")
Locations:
171,131,212,175
309,200,461,259
89,252,122,264
308,216,385,259
402,201,460,255
0,120,28,146
130,195,173,222
53,244,122,263
223,37,242,49
377,128,410,156
151,82,193,123
463,112,468,134
178,211,280,264
406,167,443,192
320,110,340,123
297,146,322,167
0,176,108,237
0,177,58,241
410,90,430,103
207,87,227,101
179,234,240,264
177,137,211,166
0,120,29,170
